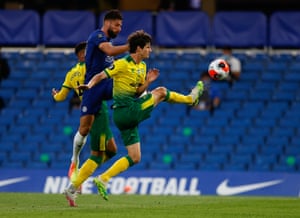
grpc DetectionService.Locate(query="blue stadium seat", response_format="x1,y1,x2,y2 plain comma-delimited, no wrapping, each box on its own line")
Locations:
285,146,300,155
241,135,265,146
265,136,289,147
230,153,253,165
248,163,271,172
260,71,283,82
174,162,197,170
272,127,295,137
254,118,277,128
288,62,300,71
163,144,186,153
27,161,49,169
264,62,287,72
180,153,202,164
149,162,172,170
51,161,69,169
11,152,32,162
186,145,210,155
1,162,24,169
0,142,14,153
260,145,283,156
211,144,234,154
272,164,296,172
205,153,228,164
131,161,148,170
242,61,265,71
277,82,299,91
273,91,296,101
284,72,300,81
199,162,222,171
223,163,247,171
16,143,39,153
193,135,216,146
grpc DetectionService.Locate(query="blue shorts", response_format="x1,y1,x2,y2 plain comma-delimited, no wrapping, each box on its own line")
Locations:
80,78,113,116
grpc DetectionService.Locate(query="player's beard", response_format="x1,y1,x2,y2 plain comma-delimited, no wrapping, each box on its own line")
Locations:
108,29,117,39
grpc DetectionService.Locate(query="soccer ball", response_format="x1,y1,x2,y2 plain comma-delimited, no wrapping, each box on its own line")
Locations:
208,58,230,80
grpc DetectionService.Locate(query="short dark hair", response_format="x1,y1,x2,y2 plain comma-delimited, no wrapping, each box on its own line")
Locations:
127,30,152,53
74,41,87,55
104,9,123,21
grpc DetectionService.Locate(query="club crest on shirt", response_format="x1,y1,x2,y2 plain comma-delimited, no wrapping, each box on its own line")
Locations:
108,64,115,70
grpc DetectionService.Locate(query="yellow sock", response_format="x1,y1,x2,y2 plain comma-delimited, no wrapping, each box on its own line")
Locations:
100,157,130,183
73,159,98,188
167,91,193,104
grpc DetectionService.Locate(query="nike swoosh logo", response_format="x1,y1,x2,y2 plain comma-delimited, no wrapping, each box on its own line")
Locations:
0,177,29,187
217,179,283,196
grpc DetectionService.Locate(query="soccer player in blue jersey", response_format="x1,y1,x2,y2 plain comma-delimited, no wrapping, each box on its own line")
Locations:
68,10,128,182
52,42,118,199
63,30,203,204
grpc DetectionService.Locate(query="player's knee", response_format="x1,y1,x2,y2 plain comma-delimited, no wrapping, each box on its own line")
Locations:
79,126,91,136
129,154,141,164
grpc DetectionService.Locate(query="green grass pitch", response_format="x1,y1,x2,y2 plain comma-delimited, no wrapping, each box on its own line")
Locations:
0,193,299,218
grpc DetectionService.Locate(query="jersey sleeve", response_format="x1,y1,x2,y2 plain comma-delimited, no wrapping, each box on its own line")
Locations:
104,59,125,78
53,87,70,101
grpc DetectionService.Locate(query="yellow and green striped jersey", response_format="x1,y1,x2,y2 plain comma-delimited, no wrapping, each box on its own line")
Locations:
104,55,146,106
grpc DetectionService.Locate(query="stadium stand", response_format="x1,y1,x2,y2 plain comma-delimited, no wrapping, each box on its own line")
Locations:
0,10,300,173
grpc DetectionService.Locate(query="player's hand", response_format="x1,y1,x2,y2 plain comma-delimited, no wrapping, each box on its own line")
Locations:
77,84,90,91
51,88,58,96
147,68,159,83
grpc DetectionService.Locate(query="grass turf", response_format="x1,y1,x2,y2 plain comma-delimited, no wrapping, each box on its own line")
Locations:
0,193,299,218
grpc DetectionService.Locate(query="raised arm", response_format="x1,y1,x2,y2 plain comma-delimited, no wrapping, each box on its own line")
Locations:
52,87,70,102
100,42,129,56
78,71,108,90
136,68,159,95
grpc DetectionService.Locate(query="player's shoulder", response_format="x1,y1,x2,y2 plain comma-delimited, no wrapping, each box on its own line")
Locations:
90,29,107,41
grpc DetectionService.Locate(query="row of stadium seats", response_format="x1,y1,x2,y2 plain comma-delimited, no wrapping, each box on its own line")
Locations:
2,10,300,47
0,50,300,172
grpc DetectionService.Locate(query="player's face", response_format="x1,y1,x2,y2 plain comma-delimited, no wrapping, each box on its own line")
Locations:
107,19,122,39
140,43,152,59
77,49,85,62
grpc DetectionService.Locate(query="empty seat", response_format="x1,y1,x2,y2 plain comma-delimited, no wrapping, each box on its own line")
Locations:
211,144,234,153
193,135,216,146
205,153,228,164
199,162,221,171
223,163,247,171
174,162,197,170
149,162,172,170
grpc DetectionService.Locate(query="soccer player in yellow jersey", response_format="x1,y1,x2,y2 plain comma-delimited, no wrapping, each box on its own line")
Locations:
52,42,117,204
64,30,203,203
